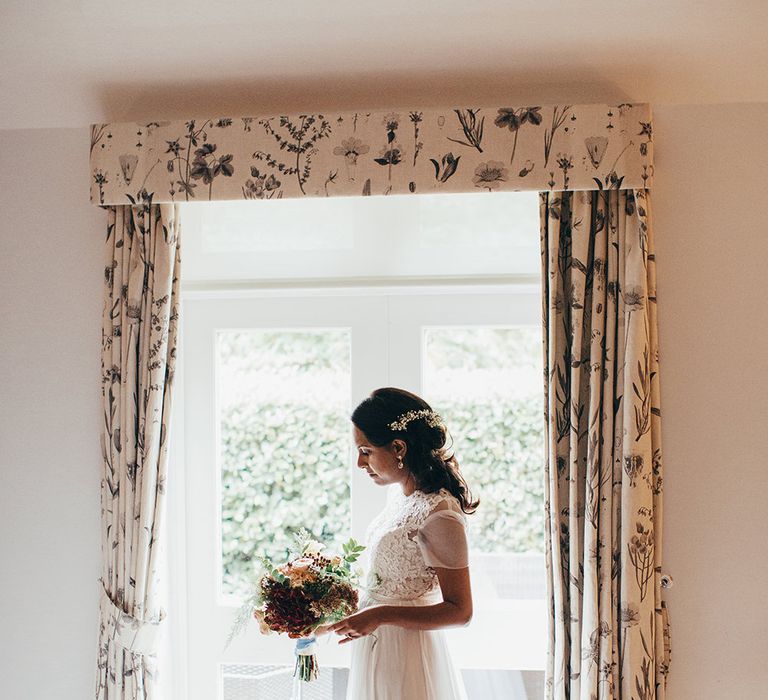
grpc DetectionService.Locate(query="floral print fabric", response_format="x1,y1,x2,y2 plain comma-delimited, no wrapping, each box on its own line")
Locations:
539,189,670,698
96,202,181,700
90,104,652,204
88,101,662,700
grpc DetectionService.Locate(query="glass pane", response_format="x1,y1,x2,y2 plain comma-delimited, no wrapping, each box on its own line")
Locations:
423,325,546,613
416,191,539,252
424,326,546,673
181,191,539,282
194,199,355,252
423,326,545,555
217,329,351,598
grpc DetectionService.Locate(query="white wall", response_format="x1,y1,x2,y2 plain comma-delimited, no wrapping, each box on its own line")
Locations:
1,103,766,699
0,128,103,699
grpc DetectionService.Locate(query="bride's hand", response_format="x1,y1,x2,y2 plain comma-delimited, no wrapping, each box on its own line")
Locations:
326,607,388,644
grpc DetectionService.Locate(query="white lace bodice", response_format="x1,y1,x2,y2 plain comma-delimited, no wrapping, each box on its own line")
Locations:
363,487,467,601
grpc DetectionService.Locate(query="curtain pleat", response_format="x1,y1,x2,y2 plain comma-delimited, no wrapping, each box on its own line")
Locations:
540,189,670,699
96,202,181,700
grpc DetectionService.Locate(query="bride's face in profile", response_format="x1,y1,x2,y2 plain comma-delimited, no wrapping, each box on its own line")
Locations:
353,424,409,488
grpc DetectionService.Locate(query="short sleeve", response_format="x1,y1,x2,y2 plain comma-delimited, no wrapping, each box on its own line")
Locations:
416,509,469,569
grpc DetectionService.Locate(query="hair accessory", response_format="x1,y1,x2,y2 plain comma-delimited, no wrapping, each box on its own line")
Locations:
387,409,444,432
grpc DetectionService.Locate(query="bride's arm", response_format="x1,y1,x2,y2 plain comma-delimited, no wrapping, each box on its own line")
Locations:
380,565,473,629
326,566,472,642
328,503,473,641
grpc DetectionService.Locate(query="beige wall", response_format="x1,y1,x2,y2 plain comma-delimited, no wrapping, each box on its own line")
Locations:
652,103,768,697
1,103,766,699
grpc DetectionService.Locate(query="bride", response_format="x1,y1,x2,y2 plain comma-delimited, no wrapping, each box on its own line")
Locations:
321,387,479,700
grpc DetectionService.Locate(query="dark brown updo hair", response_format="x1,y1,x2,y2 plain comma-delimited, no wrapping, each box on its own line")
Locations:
351,387,479,514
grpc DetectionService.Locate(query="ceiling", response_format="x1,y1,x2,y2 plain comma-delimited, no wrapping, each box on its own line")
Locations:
2,0,767,130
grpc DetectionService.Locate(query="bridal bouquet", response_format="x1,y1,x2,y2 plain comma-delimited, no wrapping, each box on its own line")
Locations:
226,529,364,682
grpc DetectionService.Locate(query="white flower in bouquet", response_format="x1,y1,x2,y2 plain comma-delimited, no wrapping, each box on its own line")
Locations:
303,539,326,556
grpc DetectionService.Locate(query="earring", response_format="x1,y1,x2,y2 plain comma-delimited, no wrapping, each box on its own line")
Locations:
397,455,404,470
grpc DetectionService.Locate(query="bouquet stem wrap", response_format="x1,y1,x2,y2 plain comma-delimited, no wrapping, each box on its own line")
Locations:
294,635,318,682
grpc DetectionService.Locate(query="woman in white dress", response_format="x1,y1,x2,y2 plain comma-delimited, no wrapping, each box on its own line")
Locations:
322,387,479,700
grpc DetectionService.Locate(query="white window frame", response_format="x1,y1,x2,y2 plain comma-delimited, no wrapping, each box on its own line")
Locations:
164,280,546,700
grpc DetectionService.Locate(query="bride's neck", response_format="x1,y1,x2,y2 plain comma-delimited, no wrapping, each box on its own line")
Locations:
400,476,417,497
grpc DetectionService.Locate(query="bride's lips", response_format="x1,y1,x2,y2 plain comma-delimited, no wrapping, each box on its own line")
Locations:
366,470,378,478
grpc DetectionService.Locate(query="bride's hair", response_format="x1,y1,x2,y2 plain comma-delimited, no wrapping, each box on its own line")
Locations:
351,387,479,514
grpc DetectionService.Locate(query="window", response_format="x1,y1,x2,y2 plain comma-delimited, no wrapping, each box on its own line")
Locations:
217,328,353,600
165,192,546,700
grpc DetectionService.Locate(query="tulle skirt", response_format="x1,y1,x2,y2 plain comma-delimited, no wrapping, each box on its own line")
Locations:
345,590,468,700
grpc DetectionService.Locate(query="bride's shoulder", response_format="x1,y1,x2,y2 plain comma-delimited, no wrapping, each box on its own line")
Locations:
421,488,464,516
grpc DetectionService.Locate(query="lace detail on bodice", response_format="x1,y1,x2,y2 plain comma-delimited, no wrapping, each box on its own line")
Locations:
364,487,464,601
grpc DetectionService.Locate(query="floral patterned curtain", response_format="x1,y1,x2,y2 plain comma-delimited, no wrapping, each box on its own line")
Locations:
87,101,667,699
96,201,181,700
539,189,671,699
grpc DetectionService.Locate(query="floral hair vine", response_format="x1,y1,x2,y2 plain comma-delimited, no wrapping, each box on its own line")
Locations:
387,409,445,432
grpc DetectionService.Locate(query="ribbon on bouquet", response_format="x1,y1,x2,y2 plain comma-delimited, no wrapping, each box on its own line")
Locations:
294,635,319,682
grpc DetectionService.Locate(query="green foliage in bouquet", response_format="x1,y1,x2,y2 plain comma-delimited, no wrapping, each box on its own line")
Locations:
224,530,365,650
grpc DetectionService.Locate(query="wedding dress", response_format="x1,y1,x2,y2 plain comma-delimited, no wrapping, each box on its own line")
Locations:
345,486,470,700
